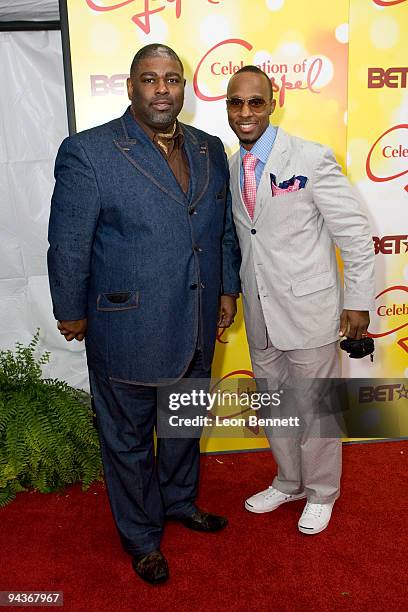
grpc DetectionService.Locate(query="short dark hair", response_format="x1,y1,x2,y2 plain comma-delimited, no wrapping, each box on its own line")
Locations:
231,65,273,99
130,44,184,77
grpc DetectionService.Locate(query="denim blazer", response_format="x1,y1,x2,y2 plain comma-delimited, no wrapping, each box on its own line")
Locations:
48,108,241,384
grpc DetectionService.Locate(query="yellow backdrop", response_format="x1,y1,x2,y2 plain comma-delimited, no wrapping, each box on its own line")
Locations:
62,0,407,452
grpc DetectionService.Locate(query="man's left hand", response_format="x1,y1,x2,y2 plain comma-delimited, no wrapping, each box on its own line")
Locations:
218,295,237,328
339,309,370,339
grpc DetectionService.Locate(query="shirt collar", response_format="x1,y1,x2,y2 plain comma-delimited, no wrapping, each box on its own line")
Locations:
240,124,277,164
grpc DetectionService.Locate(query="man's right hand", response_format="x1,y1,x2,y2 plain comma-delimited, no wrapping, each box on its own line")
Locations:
57,319,87,342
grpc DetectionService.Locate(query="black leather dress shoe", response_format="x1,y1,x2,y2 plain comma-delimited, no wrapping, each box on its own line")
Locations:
181,509,228,532
132,550,169,585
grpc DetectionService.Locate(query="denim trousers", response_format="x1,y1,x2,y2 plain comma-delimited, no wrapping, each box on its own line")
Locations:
89,349,210,556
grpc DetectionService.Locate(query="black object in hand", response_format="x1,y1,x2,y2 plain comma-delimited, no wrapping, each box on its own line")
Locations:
340,336,375,360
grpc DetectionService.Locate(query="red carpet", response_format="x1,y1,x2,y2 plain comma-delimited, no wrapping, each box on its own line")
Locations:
0,441,407,611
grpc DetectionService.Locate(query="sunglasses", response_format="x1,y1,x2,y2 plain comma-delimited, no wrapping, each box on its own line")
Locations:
226,97,268,111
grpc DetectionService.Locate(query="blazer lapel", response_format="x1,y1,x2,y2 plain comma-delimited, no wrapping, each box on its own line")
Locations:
229,151,251,223
181,124,209,208
113,109,187,206
253,127,290,223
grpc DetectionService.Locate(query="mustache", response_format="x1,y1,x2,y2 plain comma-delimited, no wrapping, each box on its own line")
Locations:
150,98,173,104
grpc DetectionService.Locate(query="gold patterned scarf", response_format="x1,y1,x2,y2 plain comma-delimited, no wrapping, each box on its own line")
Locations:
155,122,177,156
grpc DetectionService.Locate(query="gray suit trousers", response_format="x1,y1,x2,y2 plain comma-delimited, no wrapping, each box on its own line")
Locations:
250,338,341,504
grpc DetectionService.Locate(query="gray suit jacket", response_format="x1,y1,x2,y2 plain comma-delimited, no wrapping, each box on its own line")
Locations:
229,127,375,351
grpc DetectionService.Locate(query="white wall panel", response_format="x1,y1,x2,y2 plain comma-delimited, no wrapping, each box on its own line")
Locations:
0,29,88,390
0,1,59,22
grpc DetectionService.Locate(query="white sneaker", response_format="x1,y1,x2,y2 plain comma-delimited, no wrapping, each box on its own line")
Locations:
245,486,306,514
298,501,334,534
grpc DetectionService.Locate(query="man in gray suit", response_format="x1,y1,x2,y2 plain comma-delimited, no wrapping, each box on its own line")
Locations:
226,66,375,534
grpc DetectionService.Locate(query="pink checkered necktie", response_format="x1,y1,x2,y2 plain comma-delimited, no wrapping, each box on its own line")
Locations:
242,152,258,220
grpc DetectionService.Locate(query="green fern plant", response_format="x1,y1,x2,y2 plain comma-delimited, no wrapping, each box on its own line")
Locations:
0,331,102,506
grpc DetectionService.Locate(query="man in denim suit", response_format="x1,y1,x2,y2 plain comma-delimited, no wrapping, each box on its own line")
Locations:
48,44,240,585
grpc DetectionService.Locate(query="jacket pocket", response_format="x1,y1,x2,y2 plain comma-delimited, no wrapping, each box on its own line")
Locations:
216,185,227,200
271,188,307,202
291,272,334,297
96,291,139,312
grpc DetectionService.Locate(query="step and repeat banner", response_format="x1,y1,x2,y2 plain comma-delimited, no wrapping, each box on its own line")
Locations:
346,0,408,444
347,0,408,373
60,0,407,452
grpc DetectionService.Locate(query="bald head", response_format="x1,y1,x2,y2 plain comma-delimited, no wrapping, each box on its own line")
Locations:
227,65,273,99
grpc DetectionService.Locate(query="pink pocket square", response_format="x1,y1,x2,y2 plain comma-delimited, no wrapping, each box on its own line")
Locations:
271,178,301,197
270,173,308,197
